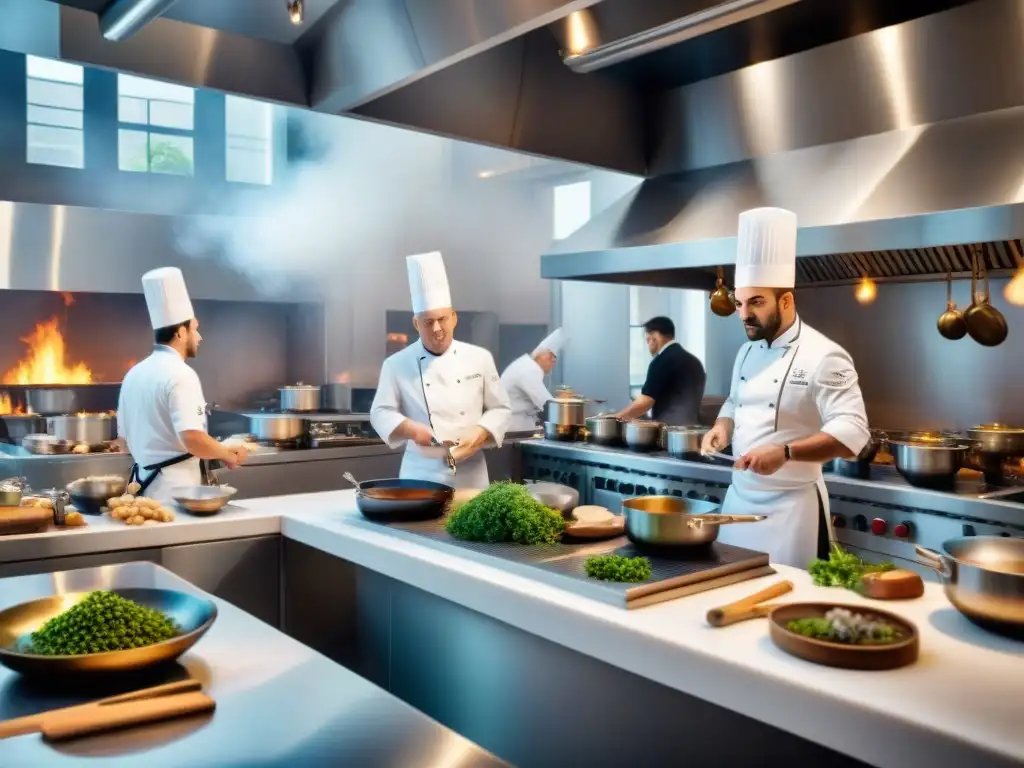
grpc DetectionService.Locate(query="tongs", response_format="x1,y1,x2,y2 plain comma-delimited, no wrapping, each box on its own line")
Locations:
431,438,456,475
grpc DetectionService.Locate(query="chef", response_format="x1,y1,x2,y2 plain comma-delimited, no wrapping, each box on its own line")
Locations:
613,316,706,426
500,328,566,432
370,251,512,488
700,208,869,568
117,267,248,501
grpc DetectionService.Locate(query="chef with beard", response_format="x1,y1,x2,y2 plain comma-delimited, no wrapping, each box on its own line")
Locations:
117,267,248,501
370,251,512,488
500,328,566,432
701,208,869,567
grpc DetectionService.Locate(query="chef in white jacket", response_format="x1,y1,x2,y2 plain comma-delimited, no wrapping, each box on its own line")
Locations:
370,251,512,488
500,328,566,432
701,208,870,567
117,267,248,501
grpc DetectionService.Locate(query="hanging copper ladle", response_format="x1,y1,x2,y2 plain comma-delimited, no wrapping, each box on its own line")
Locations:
709,266,735,317
937,270,967,340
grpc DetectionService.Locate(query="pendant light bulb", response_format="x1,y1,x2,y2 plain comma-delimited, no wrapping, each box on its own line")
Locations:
1006,267,1024,306
287,0,303,25
855,276,877,304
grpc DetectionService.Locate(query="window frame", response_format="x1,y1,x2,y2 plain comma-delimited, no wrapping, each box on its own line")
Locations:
25,55,85,170
224,93,274,186
116,73,196,177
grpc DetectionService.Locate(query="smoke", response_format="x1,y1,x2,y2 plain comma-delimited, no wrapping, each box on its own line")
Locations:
174,112,456,300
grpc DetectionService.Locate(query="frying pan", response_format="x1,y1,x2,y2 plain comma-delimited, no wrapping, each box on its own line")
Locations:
344,472,454,522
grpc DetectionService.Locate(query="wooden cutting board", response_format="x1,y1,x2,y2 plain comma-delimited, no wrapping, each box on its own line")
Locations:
0,506,53,535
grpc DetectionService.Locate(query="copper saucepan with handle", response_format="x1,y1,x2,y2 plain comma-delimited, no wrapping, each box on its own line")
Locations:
622,495,765,546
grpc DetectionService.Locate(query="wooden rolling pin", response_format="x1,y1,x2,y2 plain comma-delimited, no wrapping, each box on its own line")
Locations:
42,691,215,742
706,580,794,627
0,679,202,740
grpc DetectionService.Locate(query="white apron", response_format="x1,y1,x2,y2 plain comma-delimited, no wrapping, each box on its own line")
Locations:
717,332,834,568
400,445,489,489
144,458,203,503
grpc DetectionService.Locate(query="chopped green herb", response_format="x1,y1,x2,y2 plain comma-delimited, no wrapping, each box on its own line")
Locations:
24,590,179,656
445,482,566,545
808,544,895,590
585,554,652,583
787,608,900,645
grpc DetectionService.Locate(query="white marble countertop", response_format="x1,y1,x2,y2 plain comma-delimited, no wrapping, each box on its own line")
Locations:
2,490,1023,767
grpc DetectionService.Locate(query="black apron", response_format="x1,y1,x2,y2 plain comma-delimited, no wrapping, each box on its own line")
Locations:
128,453,203,497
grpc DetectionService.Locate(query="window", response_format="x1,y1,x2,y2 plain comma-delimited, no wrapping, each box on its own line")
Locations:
553,181,591,240
225,95,273,185
26,56,85,169
629,286,649,388
117,74,195,176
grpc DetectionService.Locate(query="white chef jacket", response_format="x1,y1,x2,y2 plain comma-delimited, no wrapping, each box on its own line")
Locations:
500,354,551,432
716,317,869,567
117,345,208,501
370,339,512,488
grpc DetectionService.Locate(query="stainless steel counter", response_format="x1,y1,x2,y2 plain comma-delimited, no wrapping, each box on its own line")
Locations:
0,562,506,767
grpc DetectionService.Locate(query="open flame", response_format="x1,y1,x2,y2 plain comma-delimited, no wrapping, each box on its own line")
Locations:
1,317,93,386
0,393,23,415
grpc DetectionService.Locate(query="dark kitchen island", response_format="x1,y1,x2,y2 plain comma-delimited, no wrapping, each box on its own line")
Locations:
0,562,506,767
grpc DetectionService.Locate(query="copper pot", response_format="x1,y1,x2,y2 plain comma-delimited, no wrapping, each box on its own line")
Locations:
964,247,1008,347
709,266,735,317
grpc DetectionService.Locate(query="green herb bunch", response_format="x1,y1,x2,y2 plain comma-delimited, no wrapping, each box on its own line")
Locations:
445,482,566,545
808,544,894,590
584,554,652,583
25,590,180,656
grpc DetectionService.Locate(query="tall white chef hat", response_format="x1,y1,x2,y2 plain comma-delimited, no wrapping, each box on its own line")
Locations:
533,328,567,356
406,251,452,315
141,267,194,329
735,207,798,289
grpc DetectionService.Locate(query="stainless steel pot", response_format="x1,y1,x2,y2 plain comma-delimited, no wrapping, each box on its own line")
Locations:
26,387,77,415
585,415,621,446
664,426,708,459
47,414,115,445
279,384,321,413
967,423,1024,456
887,439,968,489
543,421,577,442
0,414,46,445
827,429,885,479
545,397,586,426
22,434,74,455
917,537,1024,634
248,414,306,442
320,383,351,413
622,495,765,546
623,420,663,452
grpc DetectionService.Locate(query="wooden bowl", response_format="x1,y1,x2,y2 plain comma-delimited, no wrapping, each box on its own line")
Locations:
768,602,919,670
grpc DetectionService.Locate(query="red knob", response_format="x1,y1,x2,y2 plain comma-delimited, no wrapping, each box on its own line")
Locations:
870,518,887,535
894,522,912,539
830,515,846,529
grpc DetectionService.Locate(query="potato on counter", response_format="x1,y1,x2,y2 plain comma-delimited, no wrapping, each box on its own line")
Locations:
106,492,175,525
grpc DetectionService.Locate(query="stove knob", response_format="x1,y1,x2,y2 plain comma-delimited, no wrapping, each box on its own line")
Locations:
893,521,912,539
852,515,868,532
831,514,846,529
870,518,887,536
962,524,976,537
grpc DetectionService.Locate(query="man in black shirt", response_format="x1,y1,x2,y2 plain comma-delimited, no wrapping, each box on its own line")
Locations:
613,316,707,426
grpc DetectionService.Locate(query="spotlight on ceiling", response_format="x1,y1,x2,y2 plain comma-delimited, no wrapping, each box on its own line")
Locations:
287,0,303,25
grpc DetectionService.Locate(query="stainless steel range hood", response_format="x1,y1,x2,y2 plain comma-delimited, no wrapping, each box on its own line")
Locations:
541,0,1024,289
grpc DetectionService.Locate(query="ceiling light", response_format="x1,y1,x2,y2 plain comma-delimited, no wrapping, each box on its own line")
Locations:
855,276,877,304
287,0,303,25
